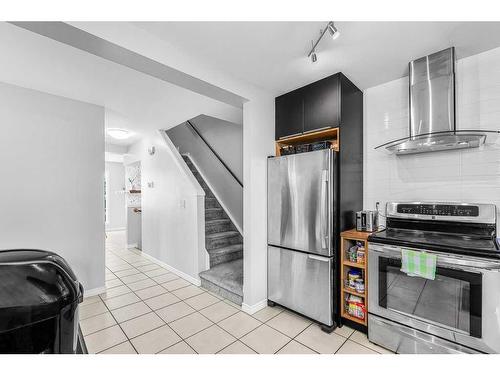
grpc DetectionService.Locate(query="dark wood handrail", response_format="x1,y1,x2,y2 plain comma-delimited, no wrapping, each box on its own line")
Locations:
186,120,243,187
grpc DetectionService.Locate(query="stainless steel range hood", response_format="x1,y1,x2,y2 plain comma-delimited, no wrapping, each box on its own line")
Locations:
376,47,499,155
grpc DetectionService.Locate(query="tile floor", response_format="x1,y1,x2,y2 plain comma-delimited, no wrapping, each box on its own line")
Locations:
80,231,393,354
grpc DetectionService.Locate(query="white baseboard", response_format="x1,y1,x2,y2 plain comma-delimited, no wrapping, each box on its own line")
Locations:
127,243,138,249
242,299,267,315
105,227,126,232
141,252,201,286
85,286,106,297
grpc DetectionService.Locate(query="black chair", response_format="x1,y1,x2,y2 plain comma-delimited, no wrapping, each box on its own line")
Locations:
0,249,86,353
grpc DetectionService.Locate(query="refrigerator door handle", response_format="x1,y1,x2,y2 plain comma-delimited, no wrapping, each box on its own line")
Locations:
308,254,330,262
320,169,329,249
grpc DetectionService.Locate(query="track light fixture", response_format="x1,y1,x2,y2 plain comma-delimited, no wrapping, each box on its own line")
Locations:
311,51,318,63
310,41,317,63
307,21,340,63
327,22,340,39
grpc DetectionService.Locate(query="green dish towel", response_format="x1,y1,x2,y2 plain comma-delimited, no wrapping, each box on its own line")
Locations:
401,249,437,280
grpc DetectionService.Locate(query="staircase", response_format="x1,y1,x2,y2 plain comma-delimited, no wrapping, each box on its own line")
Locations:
182,155,243,305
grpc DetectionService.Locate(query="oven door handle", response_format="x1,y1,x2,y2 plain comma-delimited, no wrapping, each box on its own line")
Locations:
369,246,399,256
369,245,500,272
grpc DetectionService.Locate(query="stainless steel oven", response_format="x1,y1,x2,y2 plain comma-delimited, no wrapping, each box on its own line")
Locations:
368,243,500,353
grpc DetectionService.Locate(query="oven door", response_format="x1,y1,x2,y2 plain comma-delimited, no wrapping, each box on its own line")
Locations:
368,243,500,353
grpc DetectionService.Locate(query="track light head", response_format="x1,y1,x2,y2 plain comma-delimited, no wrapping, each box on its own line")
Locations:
327,22,340,40
311,51,317,63
307,22,338,64
310,40,318,63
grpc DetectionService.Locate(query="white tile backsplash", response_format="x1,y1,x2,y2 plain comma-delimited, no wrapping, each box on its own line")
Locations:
364,46,500,233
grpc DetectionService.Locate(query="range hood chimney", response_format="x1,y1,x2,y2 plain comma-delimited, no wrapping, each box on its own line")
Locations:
376,47,499,155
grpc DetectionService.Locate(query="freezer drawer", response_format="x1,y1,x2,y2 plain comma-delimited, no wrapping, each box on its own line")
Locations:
267,246,333,326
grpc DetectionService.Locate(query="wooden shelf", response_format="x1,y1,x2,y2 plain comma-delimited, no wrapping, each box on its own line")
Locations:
275,127,339,156
340,228,371,327
341,311,366,325
340,228,375,241
343,287,366,298
343,260,366,269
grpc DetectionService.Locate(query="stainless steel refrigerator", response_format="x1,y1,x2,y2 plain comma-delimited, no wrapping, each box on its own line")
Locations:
267,149,337,331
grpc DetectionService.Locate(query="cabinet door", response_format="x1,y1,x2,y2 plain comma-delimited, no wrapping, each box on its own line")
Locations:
303,74,340,133
275,90,303,140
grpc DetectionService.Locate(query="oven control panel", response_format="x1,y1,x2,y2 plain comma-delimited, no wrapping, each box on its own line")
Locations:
396,204,479,217
386,202,496,224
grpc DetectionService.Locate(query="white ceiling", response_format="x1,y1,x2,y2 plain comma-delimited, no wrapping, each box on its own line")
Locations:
0,22,242,147
104,110,143,146
4,20,500,146
133,21,500,94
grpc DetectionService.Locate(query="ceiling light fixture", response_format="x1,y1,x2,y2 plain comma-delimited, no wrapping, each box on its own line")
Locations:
107,128,131,140
307,21,340,63
311,51,318,63
310,41,317,63
327,22,340,40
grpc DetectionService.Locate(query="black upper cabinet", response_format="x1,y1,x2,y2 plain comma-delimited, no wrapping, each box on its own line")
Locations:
275,73,359,140
275,89,303,140
303,74,340,133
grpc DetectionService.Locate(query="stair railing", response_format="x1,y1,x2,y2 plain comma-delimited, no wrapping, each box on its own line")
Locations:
186,120,243,187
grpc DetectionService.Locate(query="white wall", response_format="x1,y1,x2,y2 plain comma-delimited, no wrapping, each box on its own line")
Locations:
105,143,128,154
364,46,500,233
105,162,126,231
189,114,243,183
0,81,105,292
242,96,275,312
125,131,207,283
127,207,142,249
